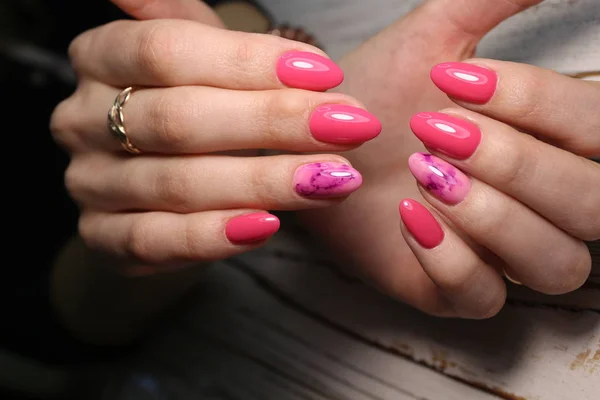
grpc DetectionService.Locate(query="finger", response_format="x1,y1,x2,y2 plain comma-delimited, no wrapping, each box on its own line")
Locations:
111,0,225,28
430,59,600,156
66,153,363,213
410,110,600,241
407,152,592,294
399,199,506,319
68,19,342,91
79,209,279,275
54,82,380,153
416,0,542,44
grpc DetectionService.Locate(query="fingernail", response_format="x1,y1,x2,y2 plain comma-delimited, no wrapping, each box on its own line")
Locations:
410,112,481,159
399,199,444,249
310,105,382,144
294,162,362,198
277,51,344,91
430,62,497,104
408,153,471,204
226,213,280,244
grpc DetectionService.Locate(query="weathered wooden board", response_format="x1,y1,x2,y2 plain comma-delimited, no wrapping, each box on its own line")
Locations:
104,228,599,400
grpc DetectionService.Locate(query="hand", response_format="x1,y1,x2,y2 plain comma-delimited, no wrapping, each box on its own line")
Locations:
401,58,598,304
299,0,597,318
50,0,381,276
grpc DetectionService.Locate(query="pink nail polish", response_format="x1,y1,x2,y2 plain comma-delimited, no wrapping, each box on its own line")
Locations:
399,199,444,249
294,162,362,198
410,112,481,159
276,51,344,91
408,153,471,204
430,62,497,104
309,105,382,144
226,213,280,244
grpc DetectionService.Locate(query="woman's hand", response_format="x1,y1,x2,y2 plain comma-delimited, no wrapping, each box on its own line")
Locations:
401,60,599,313
299,0,597,318
50,0,381,276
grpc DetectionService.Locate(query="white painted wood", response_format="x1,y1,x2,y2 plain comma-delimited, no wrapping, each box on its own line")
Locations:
215,231,599,400
125,263,500,400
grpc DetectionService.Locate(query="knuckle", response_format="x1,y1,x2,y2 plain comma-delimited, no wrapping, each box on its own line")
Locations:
64,161,85,203
248,162,279,207
136,22,184,84
147,89,192,150
50,98,82,151
67,31,90,73
227,38,260,86
77,215,95,247
153,162,195,211
127,216,158,264
505,70,544,121
259,91,308,145
496,137,531,187
472,198,512,237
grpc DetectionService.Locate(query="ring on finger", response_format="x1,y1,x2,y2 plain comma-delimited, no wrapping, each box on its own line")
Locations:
108,86,142,154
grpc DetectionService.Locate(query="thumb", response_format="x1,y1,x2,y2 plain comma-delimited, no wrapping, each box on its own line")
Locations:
110,0,225,28
423,0,543,41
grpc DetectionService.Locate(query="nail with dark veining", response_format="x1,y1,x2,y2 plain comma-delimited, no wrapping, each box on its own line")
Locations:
293,162,362,198
408,153,471,204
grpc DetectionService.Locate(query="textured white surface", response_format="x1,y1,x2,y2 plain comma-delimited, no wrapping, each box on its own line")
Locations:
259,0,600,76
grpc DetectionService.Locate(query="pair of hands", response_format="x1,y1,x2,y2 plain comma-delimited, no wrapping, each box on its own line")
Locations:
51,0,599,319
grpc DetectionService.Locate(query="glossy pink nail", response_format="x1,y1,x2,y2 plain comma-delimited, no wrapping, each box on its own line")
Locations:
294,162,362,198
410,112,481,159
408,153,471,204
226,213,280,244
276,51,344,91
430,62,498,104
309,105,382,144
399,199,444,249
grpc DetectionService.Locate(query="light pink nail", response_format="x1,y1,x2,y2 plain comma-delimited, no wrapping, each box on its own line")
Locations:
430,62,498,104
408,153,471,204
294,162,362,198
276,51,344,91
309,105,382,144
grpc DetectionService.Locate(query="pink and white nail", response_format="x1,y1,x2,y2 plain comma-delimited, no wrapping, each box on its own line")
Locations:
293,162,362,198
408,153,471,204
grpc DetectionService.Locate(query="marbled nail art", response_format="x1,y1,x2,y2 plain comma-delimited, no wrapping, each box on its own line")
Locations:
294,162,362,198
408,153,471,204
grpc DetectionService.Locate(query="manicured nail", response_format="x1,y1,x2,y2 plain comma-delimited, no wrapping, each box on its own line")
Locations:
399,199,444,249
410,112,481,159
276,51,344,91
226,213,280,244
294,162,362,198
408,153,471,204
430,62,497,104
310,105,382,144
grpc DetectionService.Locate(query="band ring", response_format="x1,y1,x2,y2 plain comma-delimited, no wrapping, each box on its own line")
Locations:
108,87,141,154
503,269,523,285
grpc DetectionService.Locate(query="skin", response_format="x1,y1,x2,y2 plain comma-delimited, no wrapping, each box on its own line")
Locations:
51,0,599,344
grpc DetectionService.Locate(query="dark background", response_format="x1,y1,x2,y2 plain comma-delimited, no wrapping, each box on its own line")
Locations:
0,0,216,367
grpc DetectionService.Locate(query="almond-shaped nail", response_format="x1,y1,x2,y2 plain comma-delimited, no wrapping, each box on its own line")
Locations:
226,213,280,244
276,51,344,91
310,105,382,144
430,62,497,104
410,112,481,159
408,153,471,204
399,199,444,249
294,162,362,198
